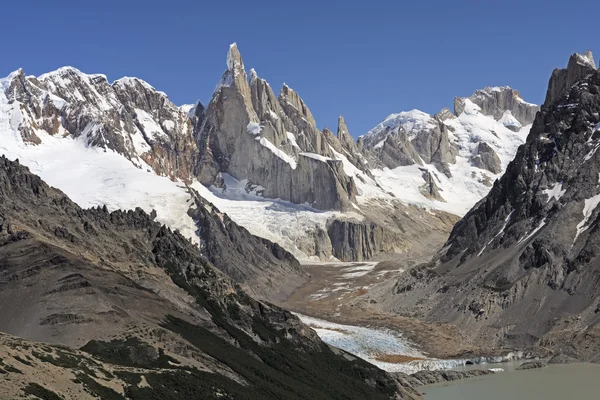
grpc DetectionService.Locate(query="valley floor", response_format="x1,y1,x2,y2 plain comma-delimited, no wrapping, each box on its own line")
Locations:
277,259,519,371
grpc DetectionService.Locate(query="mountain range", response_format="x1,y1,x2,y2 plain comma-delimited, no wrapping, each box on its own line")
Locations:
0,43,538,267
2,41,599,398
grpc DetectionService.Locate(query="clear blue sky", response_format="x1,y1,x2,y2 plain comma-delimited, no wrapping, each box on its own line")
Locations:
1,0,597,136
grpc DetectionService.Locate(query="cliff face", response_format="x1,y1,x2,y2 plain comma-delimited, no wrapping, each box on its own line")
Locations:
385,52,600,362
195,44,358,211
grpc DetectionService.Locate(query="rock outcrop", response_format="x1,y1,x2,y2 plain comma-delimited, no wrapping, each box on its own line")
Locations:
455,86,540,125
471,142,502,174
516,361,547,370
545,51,597,106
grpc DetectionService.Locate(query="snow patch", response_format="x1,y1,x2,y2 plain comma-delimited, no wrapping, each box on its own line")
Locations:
256,137,297,169
543,183,566,203
300,152,333,162
498,110,521,129
134,108,168,140
286,131,300,149
518,219,546,244
574,193,600,244
246,122,262,135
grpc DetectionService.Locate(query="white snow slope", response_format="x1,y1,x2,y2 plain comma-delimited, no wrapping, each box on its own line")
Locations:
364,99,531,215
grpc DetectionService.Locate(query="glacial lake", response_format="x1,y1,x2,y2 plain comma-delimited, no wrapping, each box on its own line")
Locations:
423,363,600,399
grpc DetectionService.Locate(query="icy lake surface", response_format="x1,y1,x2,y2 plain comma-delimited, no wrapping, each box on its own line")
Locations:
294,313,521,374
423,364,600,399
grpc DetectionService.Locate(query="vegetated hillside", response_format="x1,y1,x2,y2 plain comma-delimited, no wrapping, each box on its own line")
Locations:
0,156,418,399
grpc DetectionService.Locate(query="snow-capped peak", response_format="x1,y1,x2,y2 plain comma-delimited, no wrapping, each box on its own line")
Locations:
575,50,596,69
113,76,168,97
363,109,437,140
226,42,244,72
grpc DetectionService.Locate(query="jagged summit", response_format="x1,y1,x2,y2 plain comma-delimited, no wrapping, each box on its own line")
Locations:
574,50,596,69
545,51,598,106
388,52,600,362
226,42,243,71
454,86,539,125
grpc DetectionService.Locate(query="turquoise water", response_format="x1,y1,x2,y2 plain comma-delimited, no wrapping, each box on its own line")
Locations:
423,364,600,399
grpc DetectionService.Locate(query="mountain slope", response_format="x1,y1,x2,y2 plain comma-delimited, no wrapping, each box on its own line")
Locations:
385,52,600,361
0,67,306,301
0,155,417,399
361,86,539,216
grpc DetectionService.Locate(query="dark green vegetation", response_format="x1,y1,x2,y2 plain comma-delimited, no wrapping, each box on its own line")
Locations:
74,372,125,400
81,337,178,369
22,383,63,400
158,316,396,400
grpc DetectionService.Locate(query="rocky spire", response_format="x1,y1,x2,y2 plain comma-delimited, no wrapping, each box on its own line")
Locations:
544,51,598,107
336,115,355,150
278,84,317,128
454,86,539,125
220,43,258,122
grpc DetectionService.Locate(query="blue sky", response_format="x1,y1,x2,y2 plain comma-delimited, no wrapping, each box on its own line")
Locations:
1,0,597,136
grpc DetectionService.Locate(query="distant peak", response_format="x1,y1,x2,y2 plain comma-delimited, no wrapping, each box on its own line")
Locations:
573,50,596,69
337,115,350,138
38,66,83,80
113,76,167,96
226,42,244,72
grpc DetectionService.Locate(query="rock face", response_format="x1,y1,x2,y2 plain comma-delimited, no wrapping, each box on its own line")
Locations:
195,44,358,211
362,110,458,173
386,52,600,362
472,142,502,174
3,67,199,183
455,86,540,125
0,155,415,399
545,51,597,106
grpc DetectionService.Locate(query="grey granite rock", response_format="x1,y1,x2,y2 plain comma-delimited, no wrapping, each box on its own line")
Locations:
516,361,547,370
196,45,357,211
472,142,502,174
545,51,597,106
456,86,540,125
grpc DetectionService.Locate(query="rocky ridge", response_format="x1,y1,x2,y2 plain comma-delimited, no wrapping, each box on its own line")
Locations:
0,155,417,399
384,52,600,362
